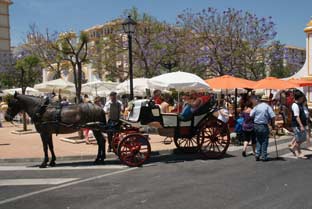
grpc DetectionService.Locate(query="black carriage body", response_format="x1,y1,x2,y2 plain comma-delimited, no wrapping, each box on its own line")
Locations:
135,98,216,139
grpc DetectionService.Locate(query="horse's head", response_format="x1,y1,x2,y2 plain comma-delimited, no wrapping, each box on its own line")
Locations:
4,92,22,122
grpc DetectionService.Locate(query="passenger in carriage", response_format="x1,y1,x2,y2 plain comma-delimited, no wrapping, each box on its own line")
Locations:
179,91,211,120
190,91,211,112
153,89,163,105
160,93,174,113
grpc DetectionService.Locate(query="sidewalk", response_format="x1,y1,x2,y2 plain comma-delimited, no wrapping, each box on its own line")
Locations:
0,122,176,162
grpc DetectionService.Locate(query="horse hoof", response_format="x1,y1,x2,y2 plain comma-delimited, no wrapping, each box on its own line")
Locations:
39,163,47,168
93,159,101,165
94,159,105,165
49,161,56,167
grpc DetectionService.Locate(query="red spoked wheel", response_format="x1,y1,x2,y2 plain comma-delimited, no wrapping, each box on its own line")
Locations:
173,135,201,153
118,134,151,167
199,118,230,159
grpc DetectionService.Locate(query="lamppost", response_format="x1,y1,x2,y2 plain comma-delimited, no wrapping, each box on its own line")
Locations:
122,15,137,100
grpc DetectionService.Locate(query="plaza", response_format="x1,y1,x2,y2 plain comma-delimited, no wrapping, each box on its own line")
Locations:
1,1,312,209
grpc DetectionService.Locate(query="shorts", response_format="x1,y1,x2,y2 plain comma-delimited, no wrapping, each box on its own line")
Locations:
293,127,307,143
243,131,256,144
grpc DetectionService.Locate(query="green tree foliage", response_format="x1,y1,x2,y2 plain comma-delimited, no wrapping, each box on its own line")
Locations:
52,31,89,103
8,55,41,131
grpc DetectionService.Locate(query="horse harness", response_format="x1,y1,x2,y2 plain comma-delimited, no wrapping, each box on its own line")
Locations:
33,98,65,134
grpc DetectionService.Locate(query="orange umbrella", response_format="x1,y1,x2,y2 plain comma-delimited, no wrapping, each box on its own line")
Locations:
205,75,256,89
253,77,298,89
288,78,312,87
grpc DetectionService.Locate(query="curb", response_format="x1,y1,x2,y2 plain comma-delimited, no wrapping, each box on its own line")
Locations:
0,149,175,163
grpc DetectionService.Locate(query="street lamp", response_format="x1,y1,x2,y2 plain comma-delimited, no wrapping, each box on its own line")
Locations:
122,15,137,100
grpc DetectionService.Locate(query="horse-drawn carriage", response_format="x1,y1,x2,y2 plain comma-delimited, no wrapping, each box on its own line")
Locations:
5,93,231,168
108,98,231,167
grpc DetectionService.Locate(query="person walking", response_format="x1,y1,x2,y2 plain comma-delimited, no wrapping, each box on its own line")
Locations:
303,98,312,150
0,97,5,128
241,101,256,157
83,94,92,144
289,90,308,159
250,95,276,161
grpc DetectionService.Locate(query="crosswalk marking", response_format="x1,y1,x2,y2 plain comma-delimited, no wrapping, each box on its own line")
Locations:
0,178,78,186
0,164,128,171
281,149,312,159
0,167,137,205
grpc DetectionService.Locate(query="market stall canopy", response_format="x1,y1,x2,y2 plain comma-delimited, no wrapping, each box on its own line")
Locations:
288,78,312,87
148,71,210,91
116,78,149,96
81,80,119,96
2,87,42,96
205,75,256,89
252,77,298,90
34,79,75,94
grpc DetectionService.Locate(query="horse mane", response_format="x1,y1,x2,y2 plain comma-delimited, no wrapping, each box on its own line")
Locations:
16,94,43,106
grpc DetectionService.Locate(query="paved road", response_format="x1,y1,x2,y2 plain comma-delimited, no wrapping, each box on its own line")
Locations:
0,137,312,209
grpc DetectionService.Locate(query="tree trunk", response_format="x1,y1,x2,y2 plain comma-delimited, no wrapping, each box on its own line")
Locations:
22,87,27,132
76,61,84,139
76,62,82,104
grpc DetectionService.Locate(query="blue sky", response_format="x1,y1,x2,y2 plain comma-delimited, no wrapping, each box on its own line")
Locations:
10,0,312,47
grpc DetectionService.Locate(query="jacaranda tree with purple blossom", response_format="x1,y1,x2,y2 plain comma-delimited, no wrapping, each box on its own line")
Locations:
176,7,277,79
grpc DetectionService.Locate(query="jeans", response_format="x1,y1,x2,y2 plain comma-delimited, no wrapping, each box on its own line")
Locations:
254,124,270,160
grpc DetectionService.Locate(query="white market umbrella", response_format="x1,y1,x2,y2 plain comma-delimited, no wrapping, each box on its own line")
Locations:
34,79,75,94
2,87,43,96
148,71,210,92
81,80,118,96
116,78,149,96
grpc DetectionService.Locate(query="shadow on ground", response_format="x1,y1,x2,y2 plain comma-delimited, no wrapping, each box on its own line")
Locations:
28,149,237,168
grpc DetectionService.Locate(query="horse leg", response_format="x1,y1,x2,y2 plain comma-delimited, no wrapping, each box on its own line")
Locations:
93,131,106,164
39,133,49,168
47,134,56,167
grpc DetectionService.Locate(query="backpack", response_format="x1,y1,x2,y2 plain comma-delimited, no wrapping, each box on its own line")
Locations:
235,117,244,133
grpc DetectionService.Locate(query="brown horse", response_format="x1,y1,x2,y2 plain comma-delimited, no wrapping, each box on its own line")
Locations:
4,93,107,168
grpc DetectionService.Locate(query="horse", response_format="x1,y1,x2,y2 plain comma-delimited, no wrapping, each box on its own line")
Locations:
4,92,107,168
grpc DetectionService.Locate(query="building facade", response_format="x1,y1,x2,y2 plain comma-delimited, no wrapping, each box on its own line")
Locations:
0,0,12,68
291,18,312,103
283,45,306,75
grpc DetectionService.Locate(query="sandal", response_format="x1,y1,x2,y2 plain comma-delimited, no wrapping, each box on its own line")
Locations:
297,154,308,159
289,148,296,156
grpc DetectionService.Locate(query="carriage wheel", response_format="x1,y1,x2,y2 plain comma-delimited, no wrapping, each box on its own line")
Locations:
118,134,151,167
199,118,230,159
173,134,201,153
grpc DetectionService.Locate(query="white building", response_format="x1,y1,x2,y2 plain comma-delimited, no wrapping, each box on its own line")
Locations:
291,18,312,103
